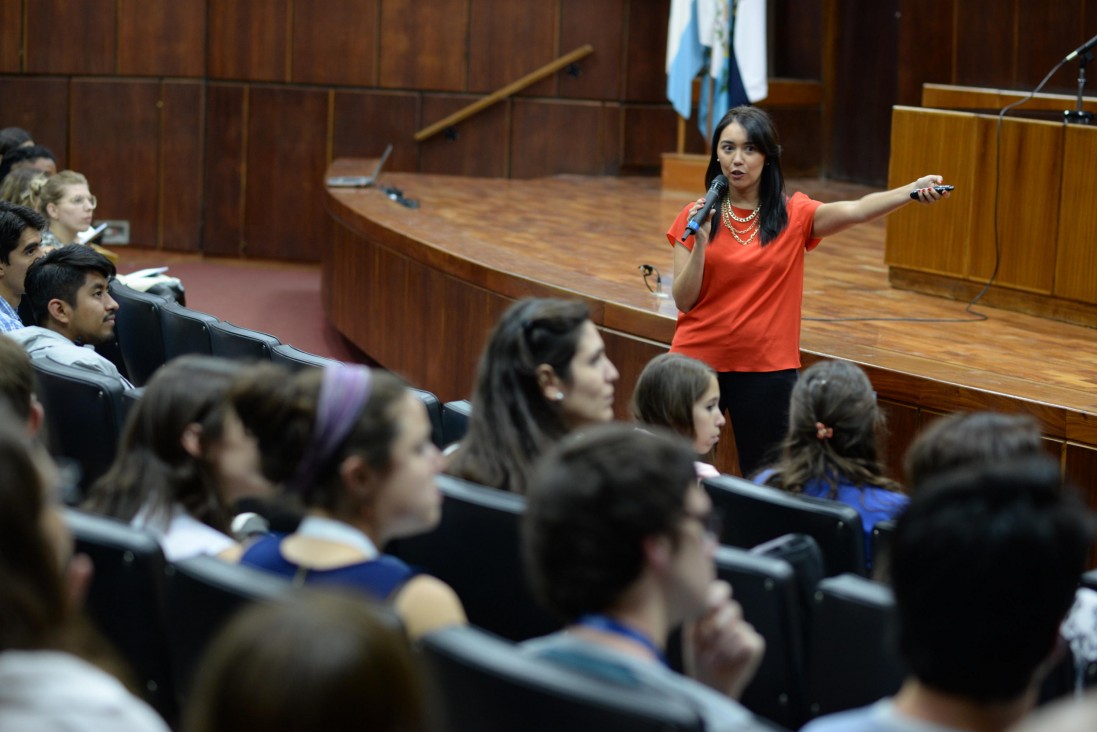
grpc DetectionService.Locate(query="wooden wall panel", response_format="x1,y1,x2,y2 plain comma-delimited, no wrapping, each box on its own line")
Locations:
509,100,607,178
207,0,290,81
468,0,557,96
0,76,69,166
601,103,623,175
1054,125,1097,303
26,0,116,75
1065,442,1097,526
828,0,899,185
418,95,507,177
70,80,160,247
623,0,670,102
879,399,921,483
559,0,625,100
885,109,976,276
202,84,247,256
966,116,1061,291
621,106,679,173
766,107,823,178
244,86,330,260
159,81,204,251
379,0,468,91
0,0,21,72
292,0,379,86
953,1,1014,89
896,0,954,106
332,90,419,172
1019,0,1084,92
772,0,823,79
118,1,206,77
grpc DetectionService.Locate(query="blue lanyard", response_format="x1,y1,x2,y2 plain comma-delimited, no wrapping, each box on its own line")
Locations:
576,614,668,667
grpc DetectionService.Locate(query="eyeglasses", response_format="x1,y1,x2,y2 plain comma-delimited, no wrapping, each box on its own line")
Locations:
64,195,97,209
682,508,723,542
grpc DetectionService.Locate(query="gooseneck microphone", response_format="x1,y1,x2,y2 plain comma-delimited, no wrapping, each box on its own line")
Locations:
680,175,729,242
1065,33,1097,62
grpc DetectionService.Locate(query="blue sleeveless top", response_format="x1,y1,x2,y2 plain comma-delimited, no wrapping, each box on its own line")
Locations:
240,533,416,601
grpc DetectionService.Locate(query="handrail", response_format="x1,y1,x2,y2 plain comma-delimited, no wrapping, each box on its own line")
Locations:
414,44,594,142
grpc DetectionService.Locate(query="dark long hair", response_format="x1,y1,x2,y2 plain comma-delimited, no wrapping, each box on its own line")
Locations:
761,359,900,496
0,420,69,652
85,356,245,534
704,105,788,246
447,298,590,494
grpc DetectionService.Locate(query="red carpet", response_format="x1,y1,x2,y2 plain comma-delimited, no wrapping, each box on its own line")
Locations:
117,251,369,364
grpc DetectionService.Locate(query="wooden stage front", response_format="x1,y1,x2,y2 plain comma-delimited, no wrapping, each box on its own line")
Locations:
323,160,1097,497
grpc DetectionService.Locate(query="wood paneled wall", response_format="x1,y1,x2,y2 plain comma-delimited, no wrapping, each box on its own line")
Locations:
829,0,1097,185
4,0,1082,256
3,0,740,259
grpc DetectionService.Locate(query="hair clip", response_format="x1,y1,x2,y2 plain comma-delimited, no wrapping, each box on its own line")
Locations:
815,422,833,440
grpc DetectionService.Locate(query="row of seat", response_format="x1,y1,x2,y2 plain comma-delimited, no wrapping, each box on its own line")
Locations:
388,473,904,729
65,509,290,724
29,280,476,494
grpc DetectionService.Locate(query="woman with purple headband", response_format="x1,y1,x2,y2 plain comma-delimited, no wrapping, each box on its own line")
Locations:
232,363,466,638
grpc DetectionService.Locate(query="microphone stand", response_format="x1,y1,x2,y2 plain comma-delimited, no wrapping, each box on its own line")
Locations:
1064,50,1095,125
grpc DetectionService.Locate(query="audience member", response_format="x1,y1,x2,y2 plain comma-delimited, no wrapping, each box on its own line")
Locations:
904,411,1043,493
0,202,46,331
38,170,96,249
1011,691,1097,732
10,244,132,388
0,168,47,210
0,415,168,731
522,424,768,731
0,334,43,435
0,143,57,181
755,359,907,568
631,351,726,479
446,297,620,493
83,356,272,562
0,126,34,159
802,456,1091,732
233,363,466,638
184,590,425,732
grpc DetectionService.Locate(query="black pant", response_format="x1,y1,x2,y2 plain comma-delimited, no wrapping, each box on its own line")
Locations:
717,369,798,479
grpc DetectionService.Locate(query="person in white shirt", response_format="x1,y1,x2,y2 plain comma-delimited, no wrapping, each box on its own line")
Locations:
10,243,132,388
83,356,273,562
0,411,167,731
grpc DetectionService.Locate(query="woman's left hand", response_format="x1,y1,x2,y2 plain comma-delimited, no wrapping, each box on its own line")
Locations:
910,174,950,204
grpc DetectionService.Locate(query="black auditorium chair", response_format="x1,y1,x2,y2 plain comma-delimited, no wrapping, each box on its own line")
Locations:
159,300,219,359
716,544,811,730
270,343,342,371
208,319,281,361
442,399,473,446
32,358,128,495
703,475,866,577
65,509,176,722
108,280,169,386
163,555,290,705
803,573,905,720
869,518,898,580
409,388,445,448
420,625,704,732
388,475,559,642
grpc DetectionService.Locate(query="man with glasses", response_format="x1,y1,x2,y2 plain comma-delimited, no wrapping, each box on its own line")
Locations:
522,423,769,731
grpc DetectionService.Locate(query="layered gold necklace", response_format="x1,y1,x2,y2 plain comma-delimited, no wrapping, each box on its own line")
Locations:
721,198,761,246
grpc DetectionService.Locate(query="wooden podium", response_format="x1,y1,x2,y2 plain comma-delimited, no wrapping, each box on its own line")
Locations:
885,86,1097,326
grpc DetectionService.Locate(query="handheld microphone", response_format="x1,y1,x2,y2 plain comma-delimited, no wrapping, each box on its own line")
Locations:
1065,33,1097,62
680,175,729,242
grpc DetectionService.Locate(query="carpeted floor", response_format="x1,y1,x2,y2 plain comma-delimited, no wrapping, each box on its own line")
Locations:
116,249,368,363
